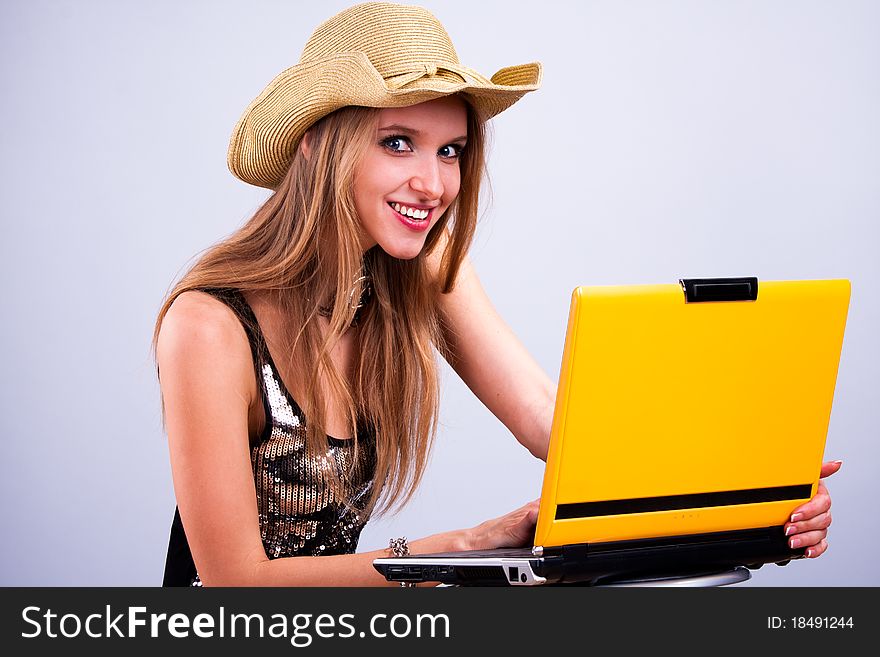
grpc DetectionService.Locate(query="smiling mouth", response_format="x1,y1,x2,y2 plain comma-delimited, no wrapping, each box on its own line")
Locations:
389,202,430,221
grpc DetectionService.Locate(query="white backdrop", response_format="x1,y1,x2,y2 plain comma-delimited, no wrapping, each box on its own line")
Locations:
1,0,877,586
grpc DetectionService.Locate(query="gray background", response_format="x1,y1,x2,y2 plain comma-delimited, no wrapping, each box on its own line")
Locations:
1,0,876,586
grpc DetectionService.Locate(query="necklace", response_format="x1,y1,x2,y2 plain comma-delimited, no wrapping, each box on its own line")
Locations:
317,274,372,323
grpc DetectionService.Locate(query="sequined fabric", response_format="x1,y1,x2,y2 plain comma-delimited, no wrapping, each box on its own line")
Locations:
162,288,376,587
253,359,375,561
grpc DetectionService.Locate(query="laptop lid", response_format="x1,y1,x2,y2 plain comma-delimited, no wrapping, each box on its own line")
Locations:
535,277,851,550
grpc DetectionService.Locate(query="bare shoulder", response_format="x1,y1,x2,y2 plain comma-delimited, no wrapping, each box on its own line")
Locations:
159,290,248,355
156,290,255,401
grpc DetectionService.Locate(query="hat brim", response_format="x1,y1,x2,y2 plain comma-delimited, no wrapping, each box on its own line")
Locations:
228,51,542,189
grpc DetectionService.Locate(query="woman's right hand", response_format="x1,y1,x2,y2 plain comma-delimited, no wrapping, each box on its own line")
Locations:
467,499,540,550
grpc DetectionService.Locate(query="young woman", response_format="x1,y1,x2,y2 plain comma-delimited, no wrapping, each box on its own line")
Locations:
154,2,838,587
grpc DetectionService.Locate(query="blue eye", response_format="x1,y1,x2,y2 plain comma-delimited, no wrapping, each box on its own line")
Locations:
381,136,412,153
439,144,464,160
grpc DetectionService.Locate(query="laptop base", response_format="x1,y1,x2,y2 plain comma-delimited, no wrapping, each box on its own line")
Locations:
373,526,803,586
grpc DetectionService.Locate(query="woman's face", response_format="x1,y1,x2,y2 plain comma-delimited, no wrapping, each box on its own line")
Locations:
353,96,468,259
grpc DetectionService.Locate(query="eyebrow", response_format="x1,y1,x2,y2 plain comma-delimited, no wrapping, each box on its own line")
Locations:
378,124,467,142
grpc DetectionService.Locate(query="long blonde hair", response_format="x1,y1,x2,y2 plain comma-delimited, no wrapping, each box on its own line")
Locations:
153,98,486,515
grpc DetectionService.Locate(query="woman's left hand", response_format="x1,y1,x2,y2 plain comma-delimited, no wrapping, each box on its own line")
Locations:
784,460,842,559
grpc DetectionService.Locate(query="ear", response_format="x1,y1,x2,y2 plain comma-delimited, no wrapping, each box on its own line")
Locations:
299,130,312,160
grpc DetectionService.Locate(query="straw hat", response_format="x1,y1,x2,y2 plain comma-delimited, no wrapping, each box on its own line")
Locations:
227,2,542,189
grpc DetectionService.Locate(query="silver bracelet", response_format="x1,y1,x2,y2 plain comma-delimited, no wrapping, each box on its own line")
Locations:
389,537,416,587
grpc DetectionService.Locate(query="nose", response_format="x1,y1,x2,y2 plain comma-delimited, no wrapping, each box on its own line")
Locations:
409,155,443,201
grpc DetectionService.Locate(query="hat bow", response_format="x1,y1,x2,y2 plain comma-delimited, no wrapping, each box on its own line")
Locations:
383,61,483,91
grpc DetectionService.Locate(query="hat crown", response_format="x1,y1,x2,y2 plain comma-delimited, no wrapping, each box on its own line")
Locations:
300,2,460,79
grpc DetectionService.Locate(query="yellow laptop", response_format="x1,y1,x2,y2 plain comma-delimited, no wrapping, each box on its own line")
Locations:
375,277,851,585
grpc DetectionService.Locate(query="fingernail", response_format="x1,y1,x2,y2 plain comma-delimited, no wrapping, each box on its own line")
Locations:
785,525,796,536
790,513,802,523
789,537,800,549
805,548,813,558
833,460,843,466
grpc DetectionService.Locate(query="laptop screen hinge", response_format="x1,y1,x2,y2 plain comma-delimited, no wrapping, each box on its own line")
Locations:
680,277,758,303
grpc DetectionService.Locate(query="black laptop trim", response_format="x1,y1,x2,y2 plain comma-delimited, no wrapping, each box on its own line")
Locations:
555,484,812,519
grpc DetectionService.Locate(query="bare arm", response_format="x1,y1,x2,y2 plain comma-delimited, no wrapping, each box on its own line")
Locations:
158,291,534,586
431,249,556,460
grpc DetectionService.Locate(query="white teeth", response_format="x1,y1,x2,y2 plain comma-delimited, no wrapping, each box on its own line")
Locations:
391,203,429,220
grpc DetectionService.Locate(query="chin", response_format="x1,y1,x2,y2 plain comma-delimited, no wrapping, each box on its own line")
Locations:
377,239,426,261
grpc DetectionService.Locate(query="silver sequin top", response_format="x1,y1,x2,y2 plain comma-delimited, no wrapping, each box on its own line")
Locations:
162,288,376,587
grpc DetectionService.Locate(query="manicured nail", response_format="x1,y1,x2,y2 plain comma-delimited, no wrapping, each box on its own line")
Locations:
790,513,802,523
833,460,843,466
789,538,800,549
805,548,813,558
785,525,796,536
